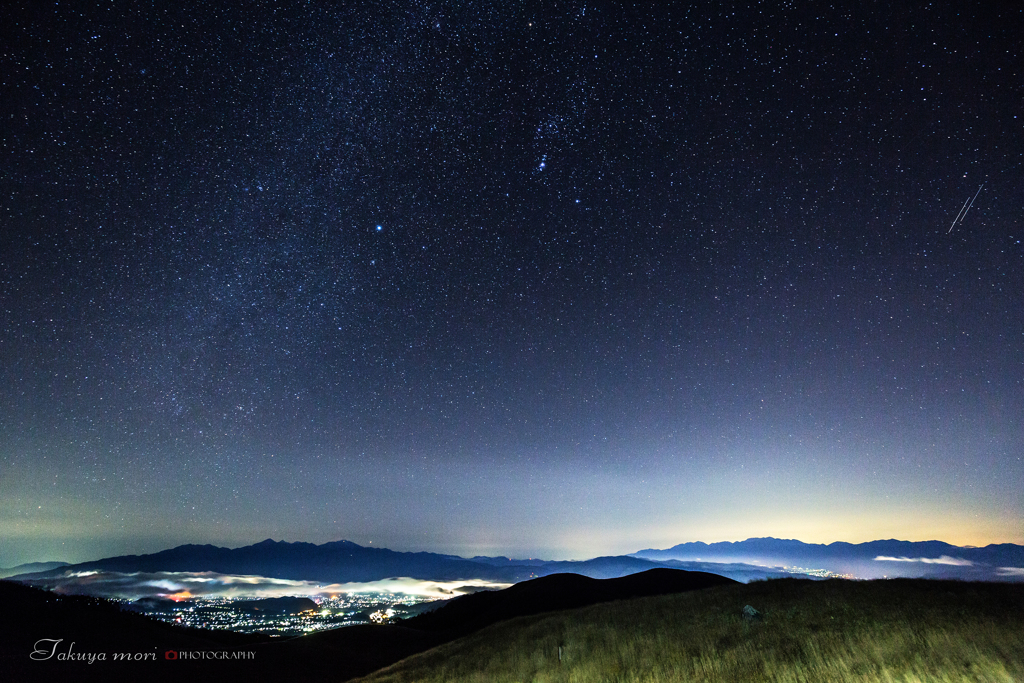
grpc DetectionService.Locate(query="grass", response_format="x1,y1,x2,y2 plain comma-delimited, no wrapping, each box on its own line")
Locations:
354,578,1024,682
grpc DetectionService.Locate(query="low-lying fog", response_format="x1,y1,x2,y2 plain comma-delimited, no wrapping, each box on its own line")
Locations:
18,570,511,601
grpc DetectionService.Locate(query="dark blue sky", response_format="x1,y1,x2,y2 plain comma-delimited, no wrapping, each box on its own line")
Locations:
2,1,1022,566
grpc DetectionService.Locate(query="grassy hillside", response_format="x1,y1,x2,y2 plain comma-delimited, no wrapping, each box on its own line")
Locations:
356,578,1024,682
403,569,737,637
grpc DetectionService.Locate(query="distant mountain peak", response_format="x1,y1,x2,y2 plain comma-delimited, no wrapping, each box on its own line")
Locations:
632,537,1024,581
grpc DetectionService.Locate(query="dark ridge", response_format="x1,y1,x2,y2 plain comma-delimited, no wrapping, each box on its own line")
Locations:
403,568,738,636
263,622,448,679
19,538,521,584
0,580,267,683
634,537,1024,571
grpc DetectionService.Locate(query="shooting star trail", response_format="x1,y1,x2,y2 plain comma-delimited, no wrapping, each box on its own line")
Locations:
948,183,984,233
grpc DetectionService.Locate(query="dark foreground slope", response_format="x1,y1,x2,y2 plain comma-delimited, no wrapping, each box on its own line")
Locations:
0,580,270,682
1,569,729,682
404,567,737,635
356,577,1024,683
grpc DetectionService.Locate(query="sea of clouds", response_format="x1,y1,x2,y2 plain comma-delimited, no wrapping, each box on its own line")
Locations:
19,570,511,601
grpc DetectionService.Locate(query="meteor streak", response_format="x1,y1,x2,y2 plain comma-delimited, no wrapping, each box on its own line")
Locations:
947,183,984,233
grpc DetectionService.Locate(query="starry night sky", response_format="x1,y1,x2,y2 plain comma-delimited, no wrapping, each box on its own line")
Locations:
2,1,1022,566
